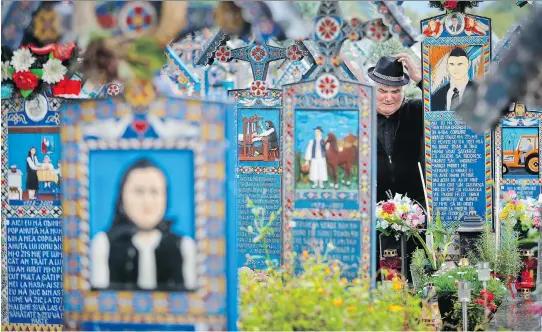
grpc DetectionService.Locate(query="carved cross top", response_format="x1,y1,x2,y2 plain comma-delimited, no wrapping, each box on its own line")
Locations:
308,1,368,79
195,28,310,96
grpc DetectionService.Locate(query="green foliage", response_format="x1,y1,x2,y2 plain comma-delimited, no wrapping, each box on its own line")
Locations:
472,223,498,271
239,253,427,331
239,196,426,331
427,266,507,330
367,38,422,99
242,196,281,269
450,300,488,331
412,211,461,270
410,248,429,288
495,220,523,279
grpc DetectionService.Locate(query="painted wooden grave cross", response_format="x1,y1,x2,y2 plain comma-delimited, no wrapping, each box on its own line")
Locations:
421,11,493,240
195,29,309,270
492,25,542,240
281,1,376,280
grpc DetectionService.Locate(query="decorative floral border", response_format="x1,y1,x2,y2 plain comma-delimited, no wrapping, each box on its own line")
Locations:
422,14,493,227
281,78,375,279
61,97,231,329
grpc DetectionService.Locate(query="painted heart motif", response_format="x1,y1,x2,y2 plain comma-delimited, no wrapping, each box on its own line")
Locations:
132,119,149,136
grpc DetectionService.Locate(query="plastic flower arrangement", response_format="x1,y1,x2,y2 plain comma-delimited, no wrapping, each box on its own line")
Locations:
376,192,426,240
1,43,80,99
499,190,541,239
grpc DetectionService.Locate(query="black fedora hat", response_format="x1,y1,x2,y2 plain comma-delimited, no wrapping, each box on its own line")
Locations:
368,56,410,86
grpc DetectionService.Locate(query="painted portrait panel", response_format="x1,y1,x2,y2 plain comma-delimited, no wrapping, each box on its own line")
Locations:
429,45,484,112
237,109,280,165
294,109,360,210
5,96,63,206
88,150,196,292
501,127,539,180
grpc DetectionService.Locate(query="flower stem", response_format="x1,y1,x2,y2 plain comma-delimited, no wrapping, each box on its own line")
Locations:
413,231,437,270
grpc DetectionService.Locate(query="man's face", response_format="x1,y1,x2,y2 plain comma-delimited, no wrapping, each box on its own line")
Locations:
447,55,469,81
314,129,322,138
376,84,404,116
452,18,458,26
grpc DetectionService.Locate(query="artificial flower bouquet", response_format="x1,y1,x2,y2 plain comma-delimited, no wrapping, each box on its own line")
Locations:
376,192,426,240
499,190,541,239
1,43,80,99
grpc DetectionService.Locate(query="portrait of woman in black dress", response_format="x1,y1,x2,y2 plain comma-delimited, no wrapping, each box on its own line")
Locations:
26,147,40,200
90,158,197,291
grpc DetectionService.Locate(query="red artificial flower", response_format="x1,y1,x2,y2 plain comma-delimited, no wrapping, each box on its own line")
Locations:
443,1,458,10
480,290,495,301
382,202,396,214
474,298,485,306
29,42,76,61
488,302,497,312
12,71,39,90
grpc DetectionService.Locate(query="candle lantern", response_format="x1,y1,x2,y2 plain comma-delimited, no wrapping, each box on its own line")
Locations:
458,281,471,332
458,257,470,267
380,249,401,280
477,262,491,290
421,282,443,331
519,249,537,297
379,232,406,279
458,280,471,302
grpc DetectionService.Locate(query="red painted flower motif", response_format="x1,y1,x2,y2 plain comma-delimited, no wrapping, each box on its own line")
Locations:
315,56,326,66
367,20,390,41
317,17,340,41
286,45,303,61
107,84,121,96
331,55,341,67
443,1,458,10
382,202,396,214
215,46,232,62
12,71,39,90
317,74,339,98
249,80,268,97
250,45,267,62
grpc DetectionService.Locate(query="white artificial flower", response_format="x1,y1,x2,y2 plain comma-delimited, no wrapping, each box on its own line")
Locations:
10,48,35,72
1,61,11,81
380,220,389,229
42,58,67,84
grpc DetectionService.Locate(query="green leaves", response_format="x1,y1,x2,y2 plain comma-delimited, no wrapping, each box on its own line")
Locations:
29,68,43,78
126,37,167,81
20,89,33,98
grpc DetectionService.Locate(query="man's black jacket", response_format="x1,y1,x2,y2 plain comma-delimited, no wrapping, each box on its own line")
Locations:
376,84,426,208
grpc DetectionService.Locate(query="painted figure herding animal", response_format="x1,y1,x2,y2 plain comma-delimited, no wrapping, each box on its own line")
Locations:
324,133,358,189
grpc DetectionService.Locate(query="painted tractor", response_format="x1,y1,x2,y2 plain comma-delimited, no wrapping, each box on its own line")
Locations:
502,134,539,175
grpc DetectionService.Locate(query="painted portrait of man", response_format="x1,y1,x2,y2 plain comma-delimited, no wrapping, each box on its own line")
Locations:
431,47,477,112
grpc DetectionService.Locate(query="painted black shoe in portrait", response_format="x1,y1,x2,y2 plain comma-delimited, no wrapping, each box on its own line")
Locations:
90,158,197,292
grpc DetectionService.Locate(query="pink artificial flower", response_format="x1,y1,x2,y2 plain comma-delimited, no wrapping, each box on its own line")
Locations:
511,200,518,205
534,217,541,228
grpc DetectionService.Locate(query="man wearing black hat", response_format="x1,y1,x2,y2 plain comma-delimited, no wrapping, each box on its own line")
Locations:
368,54,425,207
368,54,425,279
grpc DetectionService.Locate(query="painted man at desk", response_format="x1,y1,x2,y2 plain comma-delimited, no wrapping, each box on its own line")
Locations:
252,120,279,157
